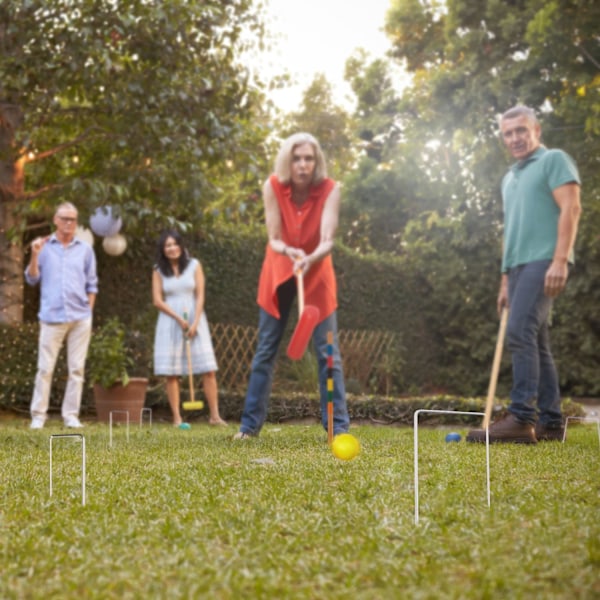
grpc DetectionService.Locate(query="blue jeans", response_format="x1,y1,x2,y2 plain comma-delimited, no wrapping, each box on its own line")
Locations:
240,279,350,436
506,260,562,426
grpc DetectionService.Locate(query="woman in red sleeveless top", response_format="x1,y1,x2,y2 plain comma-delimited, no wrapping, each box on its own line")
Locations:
234,133,350,439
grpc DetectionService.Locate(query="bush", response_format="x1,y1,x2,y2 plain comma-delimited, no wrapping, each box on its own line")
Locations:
0,321,157,413
0,323,67,411
14,222,600,404
87,317,134,388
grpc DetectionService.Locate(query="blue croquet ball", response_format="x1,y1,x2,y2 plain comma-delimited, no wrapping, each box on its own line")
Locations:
445,432,461,443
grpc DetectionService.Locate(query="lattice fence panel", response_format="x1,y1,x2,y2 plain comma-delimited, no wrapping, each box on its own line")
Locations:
209,323,257,390
210,322,395,392
338,329,396,390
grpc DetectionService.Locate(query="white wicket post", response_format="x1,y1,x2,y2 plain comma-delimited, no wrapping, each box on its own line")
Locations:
140,407,152,428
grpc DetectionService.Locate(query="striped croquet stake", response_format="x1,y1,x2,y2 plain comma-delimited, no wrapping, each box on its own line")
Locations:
327,331,334,445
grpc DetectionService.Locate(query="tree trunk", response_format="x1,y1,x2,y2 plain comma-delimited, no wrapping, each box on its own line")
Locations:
0,103,25,326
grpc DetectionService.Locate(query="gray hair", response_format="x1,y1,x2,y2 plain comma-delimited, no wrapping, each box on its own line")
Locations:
54,202,78,216
273,132,328,184
500,105,539,125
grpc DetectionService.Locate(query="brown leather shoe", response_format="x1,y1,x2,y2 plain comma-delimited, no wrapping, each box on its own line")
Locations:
466,413,537,444
535,423,565,442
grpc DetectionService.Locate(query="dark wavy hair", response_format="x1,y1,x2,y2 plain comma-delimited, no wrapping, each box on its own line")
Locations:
155,229,190,277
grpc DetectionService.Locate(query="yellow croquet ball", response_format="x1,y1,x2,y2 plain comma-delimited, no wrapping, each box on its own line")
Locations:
332,433,360,461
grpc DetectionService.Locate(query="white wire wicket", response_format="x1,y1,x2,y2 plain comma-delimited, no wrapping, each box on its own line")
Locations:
109,410,130,447
414,409,490,525
140,407,152,428
49,434,86,506
563,416,600,448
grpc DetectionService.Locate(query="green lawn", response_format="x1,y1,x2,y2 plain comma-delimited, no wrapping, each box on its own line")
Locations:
1,419,599,599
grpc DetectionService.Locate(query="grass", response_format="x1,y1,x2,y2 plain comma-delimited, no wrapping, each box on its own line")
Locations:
1,418,599,599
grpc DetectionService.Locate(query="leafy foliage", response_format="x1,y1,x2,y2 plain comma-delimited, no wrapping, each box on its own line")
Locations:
336,0,599,397
276,73,355,183
2,0,269,220
0,0,271,323
4,219,598,414
3,0,598,404
86,317,134,388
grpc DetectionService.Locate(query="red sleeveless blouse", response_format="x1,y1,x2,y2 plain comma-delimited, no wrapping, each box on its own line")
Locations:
256,175,338,319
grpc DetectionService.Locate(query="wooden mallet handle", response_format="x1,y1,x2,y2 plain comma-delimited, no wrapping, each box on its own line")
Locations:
297,269,304,315
482,307,509,429
183,310,194,403
185,338,194,404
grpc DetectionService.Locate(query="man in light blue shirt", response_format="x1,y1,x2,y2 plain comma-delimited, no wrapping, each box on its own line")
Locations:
468,106,582,444
26,202,98,429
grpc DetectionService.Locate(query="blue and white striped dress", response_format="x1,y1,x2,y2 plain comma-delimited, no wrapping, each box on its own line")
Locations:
153,258,218,376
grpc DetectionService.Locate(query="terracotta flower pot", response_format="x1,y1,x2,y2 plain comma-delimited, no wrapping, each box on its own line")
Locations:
93,377,148,423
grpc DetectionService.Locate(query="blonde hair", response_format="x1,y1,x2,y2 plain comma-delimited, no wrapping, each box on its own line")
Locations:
273,132,328,184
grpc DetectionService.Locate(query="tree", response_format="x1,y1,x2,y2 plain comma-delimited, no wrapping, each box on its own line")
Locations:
384,0,599,198
277,73,355,183
343,51,458,254
0,0,269,324
378,0,599,391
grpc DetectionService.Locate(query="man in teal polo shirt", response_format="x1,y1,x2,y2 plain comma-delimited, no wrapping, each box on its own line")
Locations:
468,105,582,444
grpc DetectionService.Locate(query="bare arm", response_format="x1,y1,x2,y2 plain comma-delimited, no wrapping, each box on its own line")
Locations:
497,274,509,314
298,184,340,273
544,183,582,298
188,261,206,338
264,179,340,273
263,179,302,261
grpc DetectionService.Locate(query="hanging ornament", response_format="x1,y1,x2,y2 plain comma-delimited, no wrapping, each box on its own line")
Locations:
89,206,123,237
102,233,127,256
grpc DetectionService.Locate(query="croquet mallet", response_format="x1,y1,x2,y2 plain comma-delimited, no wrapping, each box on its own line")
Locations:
482,306,509,429
327,331,334,445
286,268,320,360
182,311,204,411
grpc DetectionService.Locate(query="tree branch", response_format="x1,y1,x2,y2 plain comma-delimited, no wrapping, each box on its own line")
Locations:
22,182,65,201
24,126,107,162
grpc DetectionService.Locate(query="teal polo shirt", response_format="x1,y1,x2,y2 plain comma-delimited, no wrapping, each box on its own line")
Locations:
501,146,580,272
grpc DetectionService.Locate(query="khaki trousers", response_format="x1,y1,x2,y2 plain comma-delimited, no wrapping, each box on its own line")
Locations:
30,318,92,421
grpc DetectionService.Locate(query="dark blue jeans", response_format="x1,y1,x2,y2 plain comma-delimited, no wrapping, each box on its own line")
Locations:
506,260,562,426
239,278,350,436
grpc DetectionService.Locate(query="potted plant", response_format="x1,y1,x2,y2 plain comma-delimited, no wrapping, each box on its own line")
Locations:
87,317,149,423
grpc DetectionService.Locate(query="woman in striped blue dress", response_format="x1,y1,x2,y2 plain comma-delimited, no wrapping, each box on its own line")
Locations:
152,230,226,428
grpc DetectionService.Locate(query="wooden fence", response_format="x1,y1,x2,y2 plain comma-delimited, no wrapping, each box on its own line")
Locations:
209,323,396,393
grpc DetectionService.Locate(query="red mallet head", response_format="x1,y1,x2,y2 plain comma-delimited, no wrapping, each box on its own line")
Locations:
286,305,320,360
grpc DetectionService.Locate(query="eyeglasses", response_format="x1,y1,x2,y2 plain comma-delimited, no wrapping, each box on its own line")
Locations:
57,216,77,223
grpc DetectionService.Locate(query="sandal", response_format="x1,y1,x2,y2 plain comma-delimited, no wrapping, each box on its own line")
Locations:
233,431,252,440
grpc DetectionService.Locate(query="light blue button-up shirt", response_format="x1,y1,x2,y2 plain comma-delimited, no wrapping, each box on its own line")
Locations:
25,235,98,323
